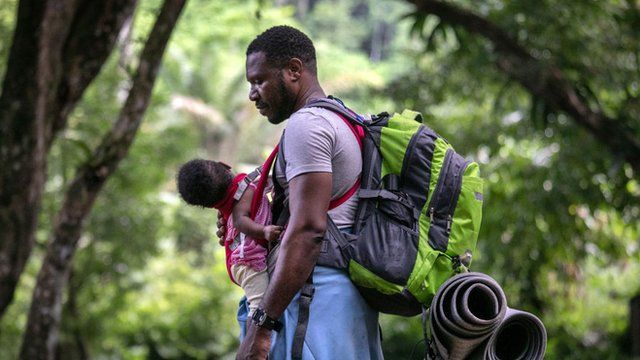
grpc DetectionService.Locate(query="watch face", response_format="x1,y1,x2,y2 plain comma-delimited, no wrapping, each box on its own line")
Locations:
253,309,266,326
252,308,282,332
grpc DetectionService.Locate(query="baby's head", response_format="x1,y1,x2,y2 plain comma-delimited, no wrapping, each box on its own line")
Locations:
177,159,233,208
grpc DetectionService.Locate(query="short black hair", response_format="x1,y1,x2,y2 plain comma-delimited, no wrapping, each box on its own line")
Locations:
246,25,317,74
177,159,232,208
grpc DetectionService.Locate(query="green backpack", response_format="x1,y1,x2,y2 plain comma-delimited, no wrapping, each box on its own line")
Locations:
308,98,485,316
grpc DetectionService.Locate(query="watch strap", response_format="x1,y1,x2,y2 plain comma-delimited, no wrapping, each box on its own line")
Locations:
252,308,283,332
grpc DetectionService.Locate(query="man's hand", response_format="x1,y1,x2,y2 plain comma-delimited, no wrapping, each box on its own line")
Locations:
263,225,283,242
236,322,271,359
216,211,226,246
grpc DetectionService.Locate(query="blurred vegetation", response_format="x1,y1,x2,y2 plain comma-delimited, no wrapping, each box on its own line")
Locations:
1,0,639,359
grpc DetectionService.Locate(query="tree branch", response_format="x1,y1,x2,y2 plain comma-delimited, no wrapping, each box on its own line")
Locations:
408,0,640,175
19,0,186,357
50,0,137,145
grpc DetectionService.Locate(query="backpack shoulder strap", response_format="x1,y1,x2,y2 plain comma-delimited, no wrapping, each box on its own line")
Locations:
304,97,364,209
304,98,366,139
304,96,363,123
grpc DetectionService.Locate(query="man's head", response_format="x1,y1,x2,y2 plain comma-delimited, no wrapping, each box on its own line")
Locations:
177,159,233,208
246,25,318,124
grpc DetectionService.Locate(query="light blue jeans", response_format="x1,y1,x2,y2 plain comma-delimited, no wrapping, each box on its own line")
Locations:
237,265,384,359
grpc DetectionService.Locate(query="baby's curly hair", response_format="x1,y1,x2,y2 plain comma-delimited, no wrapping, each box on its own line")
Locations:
177,159,233,208
246,25,317,74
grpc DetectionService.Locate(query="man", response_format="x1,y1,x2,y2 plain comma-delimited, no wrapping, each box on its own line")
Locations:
235,25,383,359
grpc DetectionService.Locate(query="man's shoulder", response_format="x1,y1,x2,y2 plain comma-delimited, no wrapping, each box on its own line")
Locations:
284,107,339,144
289,105,342,126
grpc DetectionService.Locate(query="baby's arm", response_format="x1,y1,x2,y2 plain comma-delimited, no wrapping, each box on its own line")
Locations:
232,186,282,242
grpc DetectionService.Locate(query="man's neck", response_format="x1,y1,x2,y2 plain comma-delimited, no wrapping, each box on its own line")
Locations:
293,82,326,112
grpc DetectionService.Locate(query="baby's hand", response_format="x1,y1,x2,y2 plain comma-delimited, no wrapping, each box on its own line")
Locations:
216,211,226,246
263,225,283,242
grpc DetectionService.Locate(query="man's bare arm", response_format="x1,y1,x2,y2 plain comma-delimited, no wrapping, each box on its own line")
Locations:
260,171,331,314
236,172,331,359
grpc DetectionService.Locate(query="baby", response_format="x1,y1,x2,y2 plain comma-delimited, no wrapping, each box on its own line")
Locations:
176,159,282,316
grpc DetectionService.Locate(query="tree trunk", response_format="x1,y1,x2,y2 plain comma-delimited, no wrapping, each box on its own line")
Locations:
407,0,640,176
0,0,78,320
19,0,186,358
0,0,137,319
54,269,89,360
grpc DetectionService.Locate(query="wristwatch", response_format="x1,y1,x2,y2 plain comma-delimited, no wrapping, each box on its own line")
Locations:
252,308,283,332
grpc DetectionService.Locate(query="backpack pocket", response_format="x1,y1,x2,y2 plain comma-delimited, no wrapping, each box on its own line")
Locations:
317,217,357,270
447,163,483,257
351,189,420,285
405,247,457,307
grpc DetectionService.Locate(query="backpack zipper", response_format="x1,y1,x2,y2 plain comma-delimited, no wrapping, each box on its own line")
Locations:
400,125,428,186
425,148,453,251
427,148,453,218
444,159,470,235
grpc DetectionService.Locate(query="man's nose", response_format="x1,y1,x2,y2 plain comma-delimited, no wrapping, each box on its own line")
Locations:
249,86,258,101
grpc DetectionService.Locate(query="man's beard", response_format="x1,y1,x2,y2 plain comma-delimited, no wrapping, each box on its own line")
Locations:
268,73,296,124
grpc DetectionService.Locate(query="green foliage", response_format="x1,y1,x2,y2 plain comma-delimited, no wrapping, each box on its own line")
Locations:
397,1,640,358
1,0,639,359
75,241,241,359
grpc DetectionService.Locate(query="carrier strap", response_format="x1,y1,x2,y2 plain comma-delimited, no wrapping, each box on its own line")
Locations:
245,145,280,248
250,144,279,220
292,275,315,360
232,166,262,201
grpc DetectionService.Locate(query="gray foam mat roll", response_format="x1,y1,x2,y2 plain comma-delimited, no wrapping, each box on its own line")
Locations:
428,272,546,360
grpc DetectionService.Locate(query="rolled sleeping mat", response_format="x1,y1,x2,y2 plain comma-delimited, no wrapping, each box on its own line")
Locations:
428,272,508,360
428,272,547,360
470,308,547,360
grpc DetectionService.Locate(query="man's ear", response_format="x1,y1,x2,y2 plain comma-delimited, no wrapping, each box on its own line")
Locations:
286,58,303,82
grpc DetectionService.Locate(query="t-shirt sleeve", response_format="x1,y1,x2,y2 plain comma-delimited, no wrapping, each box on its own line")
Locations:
283,110,336,181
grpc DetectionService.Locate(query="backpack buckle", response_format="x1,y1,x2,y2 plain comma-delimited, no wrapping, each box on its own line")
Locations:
300,281,315,299
459,250,473,267
452,250,473,273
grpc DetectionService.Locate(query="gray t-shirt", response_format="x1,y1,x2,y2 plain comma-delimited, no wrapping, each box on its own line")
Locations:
274,104,362,228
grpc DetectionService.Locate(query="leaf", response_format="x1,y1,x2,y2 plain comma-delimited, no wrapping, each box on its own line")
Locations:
492,80,514,114
408,12,427,39
426,20,444,52
62,136,93,161
450,24,465,50
529,95,541,128
576,80,602,110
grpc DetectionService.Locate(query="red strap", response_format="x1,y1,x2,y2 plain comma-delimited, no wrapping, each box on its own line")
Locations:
329,178,361,210
336,114,364,149
327,113,364,210
250,144,279,220
246,144,280,248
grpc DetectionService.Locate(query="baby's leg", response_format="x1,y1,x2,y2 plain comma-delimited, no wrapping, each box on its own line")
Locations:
231,264,269,318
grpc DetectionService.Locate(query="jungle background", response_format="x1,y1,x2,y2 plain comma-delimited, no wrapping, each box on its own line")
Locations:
1,0,639,359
